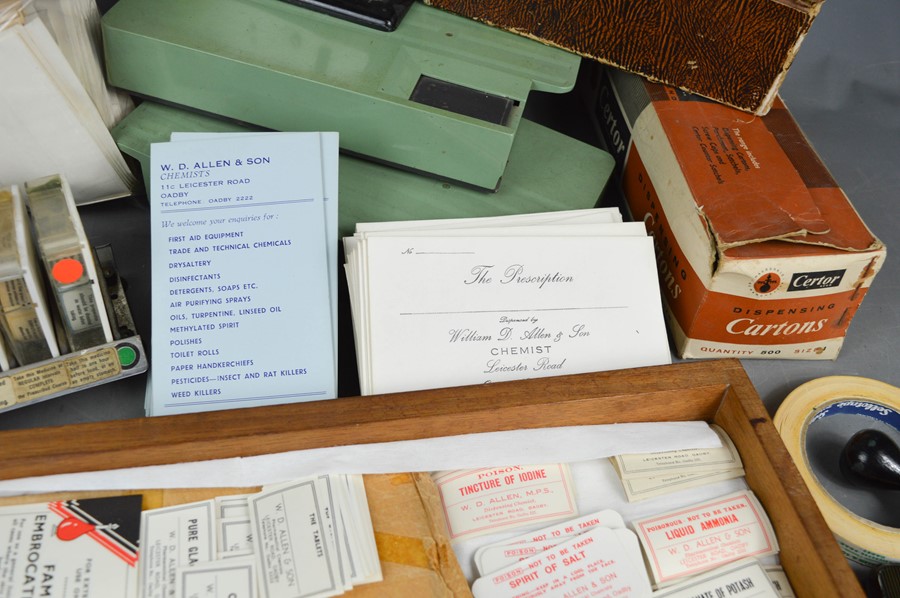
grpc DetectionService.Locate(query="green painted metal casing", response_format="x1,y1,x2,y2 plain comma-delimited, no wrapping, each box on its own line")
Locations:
112,102,615,238
101,0,580,190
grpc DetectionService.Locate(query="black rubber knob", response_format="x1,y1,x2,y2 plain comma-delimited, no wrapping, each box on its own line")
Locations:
839,429,900,490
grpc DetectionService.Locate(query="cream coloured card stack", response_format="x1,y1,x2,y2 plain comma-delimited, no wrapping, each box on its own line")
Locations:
343,209,671,395
610,424,745,501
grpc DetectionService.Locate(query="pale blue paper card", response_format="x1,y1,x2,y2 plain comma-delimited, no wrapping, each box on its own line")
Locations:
148,134,335,415
170,131,339,390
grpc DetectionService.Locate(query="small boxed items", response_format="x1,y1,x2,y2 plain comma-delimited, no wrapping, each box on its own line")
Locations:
0,174,147,413
586,66,886,360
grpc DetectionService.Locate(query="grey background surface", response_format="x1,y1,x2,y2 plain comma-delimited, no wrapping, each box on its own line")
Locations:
0,0,897,425
740,0,900,412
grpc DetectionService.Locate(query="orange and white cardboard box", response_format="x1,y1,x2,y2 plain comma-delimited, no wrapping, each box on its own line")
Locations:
586,66,886,360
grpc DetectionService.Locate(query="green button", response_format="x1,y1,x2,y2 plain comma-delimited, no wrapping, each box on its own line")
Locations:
117,345,138,367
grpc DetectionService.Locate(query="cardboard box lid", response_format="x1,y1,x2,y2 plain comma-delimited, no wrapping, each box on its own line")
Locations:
425,0,824,115
650,89,882,256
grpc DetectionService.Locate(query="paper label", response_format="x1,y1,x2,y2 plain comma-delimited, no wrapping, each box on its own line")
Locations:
6,347,121,406
66,347,122,384
58,282,103,332
471,526,651,598
315,474,351,590
613,426,746,501
0,278,30,311
0,497,141,598
218,518,253,554
433,464,578,541
0,301,43,344
478,541,571,577
652,558,781,598
249,478,340,598
140,500,216,598
475,510,626,575
0,378,13,408
633,490,779,586
215,494,250,519
613,425,742,476
507,509,625,544
619,469,745,502
177,556,257,598
342,474,381,584
8,361,69,402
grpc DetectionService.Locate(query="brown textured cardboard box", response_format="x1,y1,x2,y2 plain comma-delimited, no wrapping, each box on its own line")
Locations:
585,65,886,359
424,0,823,115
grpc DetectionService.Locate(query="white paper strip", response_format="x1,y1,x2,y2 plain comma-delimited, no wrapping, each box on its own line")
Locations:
0,422,719,495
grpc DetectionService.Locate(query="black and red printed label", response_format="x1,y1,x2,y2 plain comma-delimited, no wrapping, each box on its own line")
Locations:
788,269,846,292
49,495,142,566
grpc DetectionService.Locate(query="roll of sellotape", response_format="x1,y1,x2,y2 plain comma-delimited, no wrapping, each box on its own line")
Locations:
774,376,900,568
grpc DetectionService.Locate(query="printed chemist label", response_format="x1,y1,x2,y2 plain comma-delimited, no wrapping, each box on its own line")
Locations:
433,464,577,541
472,526,651,598
632,490,778,586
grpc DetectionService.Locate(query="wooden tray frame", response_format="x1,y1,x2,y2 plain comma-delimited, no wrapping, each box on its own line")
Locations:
0,359,862,597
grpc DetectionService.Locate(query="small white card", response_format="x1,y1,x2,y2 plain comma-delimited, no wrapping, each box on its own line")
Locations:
217,517,253,555
617,469,746,502
176,556,257,598
144,476,381,598
342,474,382,585
248,477,342,598
313,474,352,591
170,130,340,391
632,490,779,587
652,559,781,598
471,526,651,598
140,500,216,598
477,541,567,577
215,494,250,520
433,464,578,541
505,509,625,544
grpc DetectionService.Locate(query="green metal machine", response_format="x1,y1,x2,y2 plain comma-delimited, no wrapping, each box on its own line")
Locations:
112,102,614,238
101,0,581,190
